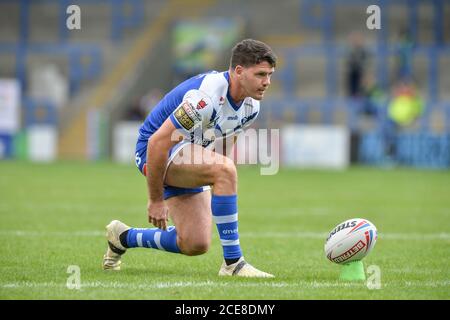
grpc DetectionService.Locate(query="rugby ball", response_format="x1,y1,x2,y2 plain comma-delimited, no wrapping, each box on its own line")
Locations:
325,218,377,264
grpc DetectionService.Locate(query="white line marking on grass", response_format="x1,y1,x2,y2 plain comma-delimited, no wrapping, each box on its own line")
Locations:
0,230,105,237
0,281,292,290
2,280,449,290
387,268,447,275
403,280,450,288
0,230,449,241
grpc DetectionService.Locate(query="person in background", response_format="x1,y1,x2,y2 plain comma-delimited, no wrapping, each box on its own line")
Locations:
345,31,370,98
383,78,424,160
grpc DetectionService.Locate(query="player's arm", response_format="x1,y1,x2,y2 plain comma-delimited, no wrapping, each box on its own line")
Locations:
147,118,181,201
221,135,238,159
146,90,213,229
146,118,182,230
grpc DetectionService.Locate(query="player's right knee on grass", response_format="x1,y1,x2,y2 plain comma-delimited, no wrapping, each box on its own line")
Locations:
179,235,210,256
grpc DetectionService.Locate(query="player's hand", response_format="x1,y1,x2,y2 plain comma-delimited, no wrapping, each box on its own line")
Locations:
147,200,169,230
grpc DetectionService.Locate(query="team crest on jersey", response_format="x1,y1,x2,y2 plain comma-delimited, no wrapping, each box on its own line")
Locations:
196,99,207,110
174,105,195,130
219,96,225,105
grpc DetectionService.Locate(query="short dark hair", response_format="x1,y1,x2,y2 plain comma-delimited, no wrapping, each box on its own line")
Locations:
230,39,277,69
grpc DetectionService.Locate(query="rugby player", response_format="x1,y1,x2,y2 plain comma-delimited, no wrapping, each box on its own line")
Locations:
103,39,276,277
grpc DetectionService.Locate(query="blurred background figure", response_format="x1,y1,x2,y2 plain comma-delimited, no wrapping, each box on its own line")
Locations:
382,78,424,162
345,31,370,98
122,89,163,121
395,28,415,82
361,73,386,117
388,79,424,128
29,64,68,110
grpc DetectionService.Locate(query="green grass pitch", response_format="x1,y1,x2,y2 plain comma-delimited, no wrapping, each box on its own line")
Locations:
0,161,449,299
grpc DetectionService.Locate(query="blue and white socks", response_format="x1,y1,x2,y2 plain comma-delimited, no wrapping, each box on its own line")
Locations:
211,194,243,263
119,194,243,263
124,226,180,253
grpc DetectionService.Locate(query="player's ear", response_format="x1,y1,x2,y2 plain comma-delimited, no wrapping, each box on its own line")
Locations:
234,65,244,77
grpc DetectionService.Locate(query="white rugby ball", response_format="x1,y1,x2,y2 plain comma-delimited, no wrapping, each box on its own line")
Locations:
325,218,377,264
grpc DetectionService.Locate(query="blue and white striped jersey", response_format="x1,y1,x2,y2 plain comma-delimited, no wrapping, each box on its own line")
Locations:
137,71,260,149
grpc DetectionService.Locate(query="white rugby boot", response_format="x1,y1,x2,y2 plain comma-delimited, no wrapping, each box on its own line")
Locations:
218,257,274,278
102,220,131,271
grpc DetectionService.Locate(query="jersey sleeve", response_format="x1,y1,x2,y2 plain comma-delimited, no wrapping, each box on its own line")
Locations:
169,89,215,135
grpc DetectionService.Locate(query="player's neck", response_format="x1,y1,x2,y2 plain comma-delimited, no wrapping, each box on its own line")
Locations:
228,70,246,105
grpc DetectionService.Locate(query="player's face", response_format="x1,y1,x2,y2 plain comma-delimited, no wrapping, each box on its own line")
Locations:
239,61,275,100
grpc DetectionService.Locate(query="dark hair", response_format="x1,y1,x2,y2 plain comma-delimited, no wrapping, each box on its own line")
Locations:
230,39,277,69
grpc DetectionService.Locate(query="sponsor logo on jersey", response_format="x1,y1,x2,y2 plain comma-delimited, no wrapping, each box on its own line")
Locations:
196,99,207,110
182,101,201,121
174,106,195,130
227,115,238,120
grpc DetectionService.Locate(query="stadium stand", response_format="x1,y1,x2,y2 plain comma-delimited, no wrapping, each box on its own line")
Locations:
0,0,448,167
